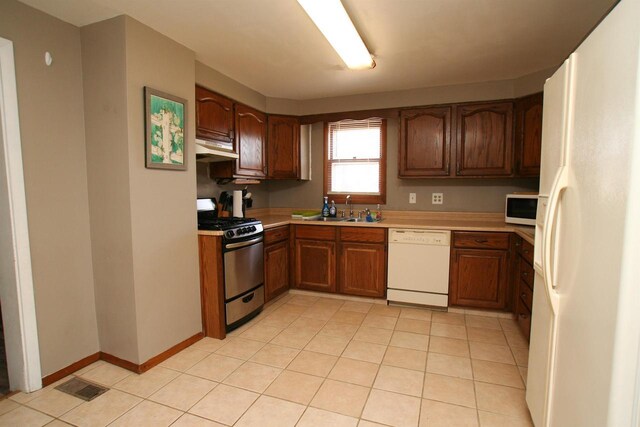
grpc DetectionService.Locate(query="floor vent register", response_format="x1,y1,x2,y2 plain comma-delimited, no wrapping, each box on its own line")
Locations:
55,377,108,401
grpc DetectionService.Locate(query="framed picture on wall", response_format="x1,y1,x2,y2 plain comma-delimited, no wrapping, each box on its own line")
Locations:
144,87,187,170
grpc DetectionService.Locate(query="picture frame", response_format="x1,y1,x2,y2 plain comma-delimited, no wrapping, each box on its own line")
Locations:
144,87,188,170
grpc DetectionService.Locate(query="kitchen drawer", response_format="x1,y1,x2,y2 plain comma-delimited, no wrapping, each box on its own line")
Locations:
519,240,534,264
518,278,533,311
295,225,336,241
516,296,532,340
264,225,290,245
340,227,386,243
519,256,534,288
453,231,510,250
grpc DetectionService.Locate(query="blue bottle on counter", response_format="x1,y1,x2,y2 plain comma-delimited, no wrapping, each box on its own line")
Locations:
322,196,330,217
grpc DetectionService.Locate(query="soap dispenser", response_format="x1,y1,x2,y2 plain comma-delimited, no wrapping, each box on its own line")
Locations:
322,196,330,217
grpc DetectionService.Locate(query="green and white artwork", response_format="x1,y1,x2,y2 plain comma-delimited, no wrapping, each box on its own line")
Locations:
145,87,188,170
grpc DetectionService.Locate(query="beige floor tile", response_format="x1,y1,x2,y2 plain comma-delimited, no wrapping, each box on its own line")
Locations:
498,318,520,332
519,367,528,385
188,384,259,425
310,379,370,417
148,374,217,411
289,316,327,333
318,321,359,339
74,361,105,376
288,295,319,306
504,330,529,349
304,334,350,356
426,352,473,379
431,323,468,340
329,357,380,387
342,340,387,364
469,342,515,365
374,365,424,397
467,327,507,346
358,421,388,427
478,410,533,427
60,389,142,427
298,407,358,427
0,406,52,427
432,311,466,326
260,311,299,328
172,413,225,426
0,399,19,416
301,306,339,321
466,315,502,330
190,337,225,353
419,399,479,427
472,360,524,389
223,362,282,393
41,420,72,426
78,363,132,387
511,347,529,367
395,318,431,335
264,370,323,405
110,400,182,426
215,337,265,360
390,331,430,351
314,297,345,309
239,323,283,342
400,307,433,321
429,336,470,358
423,373,476,408
340,301,373,313
186,353,244,382
369,305,401,318
330,310,367,325
287,350,338,377
112,366,179,398
475,382,529,418
362,314,398,330
160,348,211,372
24,388,83,418
353,326,393,345
383,346,427,371
362,389,421,427
270,329,316,349
235,395,305,427
249,343,300,368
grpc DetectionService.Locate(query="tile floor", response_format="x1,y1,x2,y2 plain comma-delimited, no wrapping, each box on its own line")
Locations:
0,292,533,426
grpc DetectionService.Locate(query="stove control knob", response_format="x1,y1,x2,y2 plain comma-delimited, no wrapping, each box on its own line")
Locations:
249,226,256,232
225,230,235,238
240,227,247,234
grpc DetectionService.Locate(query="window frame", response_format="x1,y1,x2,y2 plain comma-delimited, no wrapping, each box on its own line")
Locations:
323,118,387,205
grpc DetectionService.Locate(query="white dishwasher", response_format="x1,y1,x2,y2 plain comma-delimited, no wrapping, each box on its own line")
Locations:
387,229,451,308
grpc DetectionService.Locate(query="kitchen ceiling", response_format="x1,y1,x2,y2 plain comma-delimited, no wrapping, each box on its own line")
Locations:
19,0,616,100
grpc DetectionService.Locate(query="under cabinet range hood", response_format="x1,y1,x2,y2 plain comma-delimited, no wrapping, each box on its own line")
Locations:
195,138,239,163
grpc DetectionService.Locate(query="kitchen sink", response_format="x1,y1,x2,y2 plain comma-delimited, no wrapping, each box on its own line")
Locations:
315,217,348,222
346,218,383,223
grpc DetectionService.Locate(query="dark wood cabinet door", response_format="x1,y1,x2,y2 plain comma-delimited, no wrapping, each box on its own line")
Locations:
294,239,336,293
264,241,289,302
338,243,386,298
456,102,514,176
515,93,543,176
399,107,452,177
268,115,300,179
195,86,234,146
235,104,267,178
449,248,509,309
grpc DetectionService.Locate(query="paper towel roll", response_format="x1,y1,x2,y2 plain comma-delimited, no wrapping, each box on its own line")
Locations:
233,190,244,218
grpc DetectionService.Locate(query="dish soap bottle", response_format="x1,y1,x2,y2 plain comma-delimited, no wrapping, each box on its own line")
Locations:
322,196,330,217
329,200,337,217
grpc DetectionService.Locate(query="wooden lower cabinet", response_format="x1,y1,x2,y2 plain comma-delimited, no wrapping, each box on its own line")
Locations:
294,239,336,293
264,240,289,302
338,242,386,298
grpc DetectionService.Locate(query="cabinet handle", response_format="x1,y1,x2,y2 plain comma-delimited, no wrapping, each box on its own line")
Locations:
521,293,527,299
522,271,528,277
523,249,529,254
519,313,528,319
475,239,489,244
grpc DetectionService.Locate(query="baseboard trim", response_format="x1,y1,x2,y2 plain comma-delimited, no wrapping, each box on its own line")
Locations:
138,332,203,373
41,352,100,387
99,351,140,374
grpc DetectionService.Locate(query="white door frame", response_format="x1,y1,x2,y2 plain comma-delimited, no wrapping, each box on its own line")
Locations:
0,36,42,392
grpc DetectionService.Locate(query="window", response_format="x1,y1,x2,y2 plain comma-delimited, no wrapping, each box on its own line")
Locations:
324,118,386,204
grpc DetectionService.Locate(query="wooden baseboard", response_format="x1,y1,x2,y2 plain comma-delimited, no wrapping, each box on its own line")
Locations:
41,352,100,387
139,332,203,372
99,352,140,374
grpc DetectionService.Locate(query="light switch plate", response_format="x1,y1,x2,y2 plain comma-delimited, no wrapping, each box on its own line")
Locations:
432,193,443,204
409,193,416,204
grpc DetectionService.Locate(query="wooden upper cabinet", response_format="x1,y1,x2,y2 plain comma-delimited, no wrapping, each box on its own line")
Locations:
399,107,451,177
195,86,234,147
235,104,267,178
456,102,514,176
515,93,543,176
267,115,300,179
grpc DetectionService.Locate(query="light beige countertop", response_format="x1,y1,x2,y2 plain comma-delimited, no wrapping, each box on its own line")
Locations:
197,209,535,244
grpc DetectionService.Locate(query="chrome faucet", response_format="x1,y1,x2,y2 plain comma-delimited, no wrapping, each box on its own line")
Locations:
345,195,353,218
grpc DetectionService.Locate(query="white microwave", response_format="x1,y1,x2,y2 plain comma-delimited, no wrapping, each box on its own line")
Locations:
505,193,538,226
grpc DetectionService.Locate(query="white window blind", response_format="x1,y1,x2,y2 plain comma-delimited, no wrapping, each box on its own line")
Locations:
327,118,383,195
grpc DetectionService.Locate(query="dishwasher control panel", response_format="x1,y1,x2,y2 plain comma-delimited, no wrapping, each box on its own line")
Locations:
389,229,451,246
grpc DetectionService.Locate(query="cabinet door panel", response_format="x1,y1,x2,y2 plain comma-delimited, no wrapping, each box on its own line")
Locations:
265,241,289,302
268,116,300,179
295,239,336,292
338,243,386,298
456,102,513,176
195,86,234,146
399,107,451,177
515,93,543,176
450,248,508,309
235,104,266,178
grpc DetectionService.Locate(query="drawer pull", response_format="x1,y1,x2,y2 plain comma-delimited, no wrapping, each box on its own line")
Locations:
522,271,528,277
519,313,529,319
475,239,489,243
524,249,530,254
242,293,255,303
521,293,527,299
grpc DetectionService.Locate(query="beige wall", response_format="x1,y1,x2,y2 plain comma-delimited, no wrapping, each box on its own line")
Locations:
196,61,266,111
0,0,99,376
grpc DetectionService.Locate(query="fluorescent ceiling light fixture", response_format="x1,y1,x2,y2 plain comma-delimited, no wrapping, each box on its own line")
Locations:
297,0,374,70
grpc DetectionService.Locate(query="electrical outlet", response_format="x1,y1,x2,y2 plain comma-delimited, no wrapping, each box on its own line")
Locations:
409,193,417,204
432,193,443,204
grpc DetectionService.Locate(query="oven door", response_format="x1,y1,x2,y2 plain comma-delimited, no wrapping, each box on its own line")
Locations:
224,236,264,300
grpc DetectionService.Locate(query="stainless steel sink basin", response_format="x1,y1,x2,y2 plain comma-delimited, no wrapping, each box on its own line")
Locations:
315,217,348,222
346,218,383,223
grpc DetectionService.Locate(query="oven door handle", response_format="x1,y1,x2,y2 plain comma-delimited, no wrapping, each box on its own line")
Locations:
225,236,263,250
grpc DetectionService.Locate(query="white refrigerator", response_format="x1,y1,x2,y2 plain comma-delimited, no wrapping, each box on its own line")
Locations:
526,0,640,425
